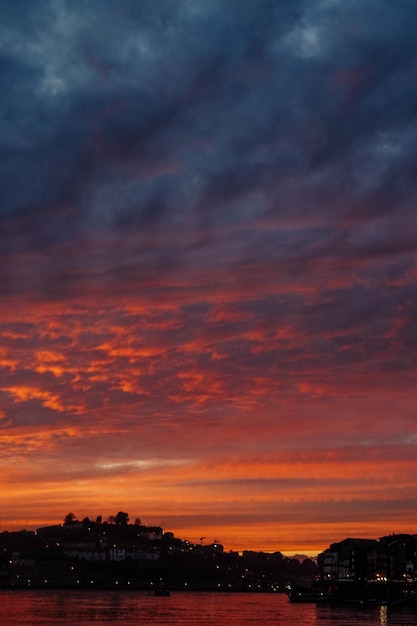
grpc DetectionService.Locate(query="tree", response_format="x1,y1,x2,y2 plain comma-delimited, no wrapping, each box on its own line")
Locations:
64,512,76,525
114,511,129,525
96,515,102,524
134,517,141,526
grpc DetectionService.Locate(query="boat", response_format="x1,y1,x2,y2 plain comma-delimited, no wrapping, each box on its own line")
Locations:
287,585,329,603
154,588,170,596
153,579,170,596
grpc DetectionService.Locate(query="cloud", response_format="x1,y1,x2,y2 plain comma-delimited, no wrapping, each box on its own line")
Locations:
0,0,416,551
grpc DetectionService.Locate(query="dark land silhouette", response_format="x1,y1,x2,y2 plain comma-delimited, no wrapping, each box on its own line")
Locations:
0,513,316,591
1,513,416,604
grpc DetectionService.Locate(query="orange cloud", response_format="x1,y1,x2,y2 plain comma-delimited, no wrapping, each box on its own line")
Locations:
2,386,66,412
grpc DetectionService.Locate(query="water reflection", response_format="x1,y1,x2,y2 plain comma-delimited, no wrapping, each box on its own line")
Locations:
1,591,417,626
380,605,388,626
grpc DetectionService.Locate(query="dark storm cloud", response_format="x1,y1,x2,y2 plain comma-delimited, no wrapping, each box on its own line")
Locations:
1,0,415,238
1,0,416,321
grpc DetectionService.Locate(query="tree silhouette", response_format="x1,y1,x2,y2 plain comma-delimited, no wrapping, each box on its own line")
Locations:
64,512,76,525
114,511,129,525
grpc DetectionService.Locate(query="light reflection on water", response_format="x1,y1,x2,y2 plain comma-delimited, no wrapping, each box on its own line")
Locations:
1,590,417,626
380,605,389,626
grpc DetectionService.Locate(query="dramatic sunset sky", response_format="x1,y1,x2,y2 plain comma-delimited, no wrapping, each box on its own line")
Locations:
1,0,416,556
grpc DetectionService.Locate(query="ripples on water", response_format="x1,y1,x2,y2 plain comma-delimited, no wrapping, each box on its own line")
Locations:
1,590,417,626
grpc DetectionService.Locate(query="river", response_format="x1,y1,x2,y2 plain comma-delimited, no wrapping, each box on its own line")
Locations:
1,590,417,625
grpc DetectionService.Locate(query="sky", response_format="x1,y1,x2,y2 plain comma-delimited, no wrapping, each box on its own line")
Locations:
1,0,417,556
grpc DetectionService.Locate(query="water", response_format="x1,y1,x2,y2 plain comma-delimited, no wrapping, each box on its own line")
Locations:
1,590,417,626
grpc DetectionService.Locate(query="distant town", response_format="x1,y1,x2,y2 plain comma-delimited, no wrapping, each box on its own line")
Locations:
1,512,417,604
0,512,316,592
